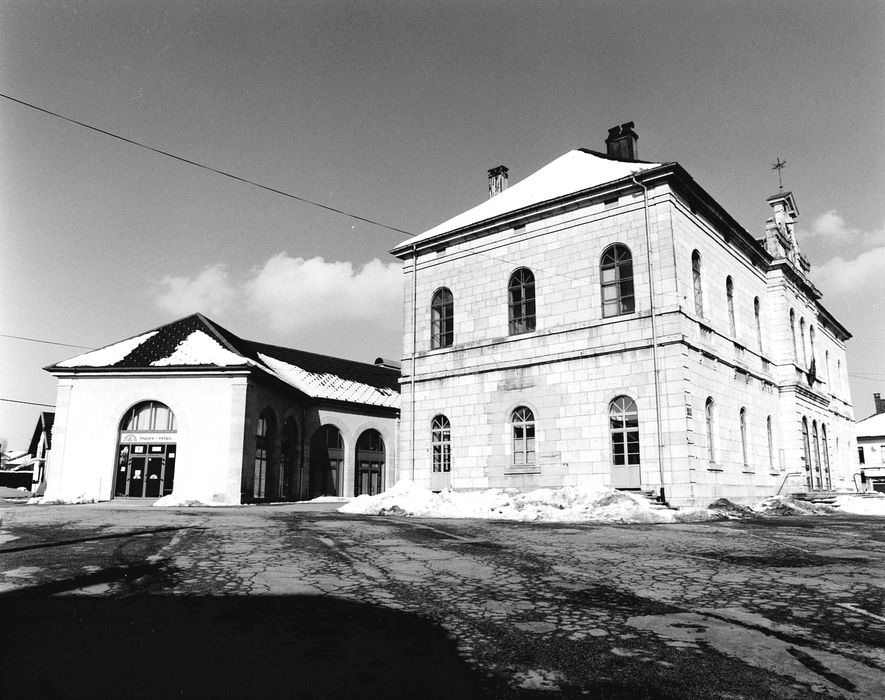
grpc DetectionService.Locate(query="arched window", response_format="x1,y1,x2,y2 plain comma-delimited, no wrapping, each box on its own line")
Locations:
122,401,177,432
740,407,748,467
837,359,842,396
801,417,812,489
726,277,736,336
511,406,535,465
799,317,807,367
600,244,635,317
790,309,797,362
826,350,831,387
280,416,299,501
766,415,775,471
355,429,385,496
692,251,704,317
310,425,344,498
812,420,822,489
254,408,276,500
508,268,536,335
610,396,640,468
754,297,763,353
705,397,716,463
809,326,816,371
431,415,451,474
821,424,831,490
430,287,454,349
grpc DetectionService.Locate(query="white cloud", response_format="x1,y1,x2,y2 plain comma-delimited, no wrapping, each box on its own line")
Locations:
814,245,885,300
152,255,404,336
153,264,235,316
801,210,885,247
244,254,402,332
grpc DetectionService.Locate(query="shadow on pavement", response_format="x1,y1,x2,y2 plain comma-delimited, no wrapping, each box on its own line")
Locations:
0,593,491,699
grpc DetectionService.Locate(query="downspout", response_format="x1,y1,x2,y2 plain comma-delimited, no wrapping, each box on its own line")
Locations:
632,174,666,503
410,243,418,482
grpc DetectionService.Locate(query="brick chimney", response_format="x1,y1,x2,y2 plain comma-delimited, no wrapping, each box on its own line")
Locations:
488,165,509,198
875,393,885,414
605,121,639,161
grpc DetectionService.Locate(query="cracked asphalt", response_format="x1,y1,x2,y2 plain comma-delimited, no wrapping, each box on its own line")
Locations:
1,501,884,699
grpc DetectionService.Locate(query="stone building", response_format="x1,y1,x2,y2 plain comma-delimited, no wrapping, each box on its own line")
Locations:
391,123,855,507
44,314,399,504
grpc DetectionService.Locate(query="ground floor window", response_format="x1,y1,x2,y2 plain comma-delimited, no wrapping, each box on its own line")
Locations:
355,429,384,496
310,425,343,498
431,415,451,473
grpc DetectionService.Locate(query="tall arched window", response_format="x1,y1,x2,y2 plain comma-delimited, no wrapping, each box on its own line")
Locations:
801,417,812,489
825,350,831,387
821,424,831,490
430,287,454,349
280,415,299,500
600,244,635,317
726,277,736,336
837,359,842,396
355,429,385,496
790,309,798,362
740,408,748,467
754,297,763,353
766,415,775,471
310,425,344,498
508,268,536,335
610,396,640,468
254,409,275,500
705,397,716,463
812,420,822,489
799,317,807,367
431,415,451,474
809,326,816,372
511,406,536,465
692,251,704,317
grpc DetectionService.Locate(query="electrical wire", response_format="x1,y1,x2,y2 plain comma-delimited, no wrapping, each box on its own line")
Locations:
0,333,94,350
0,92,413,237
1,398,55,408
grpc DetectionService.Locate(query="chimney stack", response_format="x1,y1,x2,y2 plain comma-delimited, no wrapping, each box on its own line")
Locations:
605,121,639,161
875,393,885,414
488,165,509,198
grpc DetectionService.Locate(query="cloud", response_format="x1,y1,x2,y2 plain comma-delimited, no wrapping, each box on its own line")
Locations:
152,255,404,336
153,264,236,316
244,254,402,332
814,245,885,302
801,210,885,247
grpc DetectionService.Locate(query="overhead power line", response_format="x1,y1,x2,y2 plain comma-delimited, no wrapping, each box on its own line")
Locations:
0,333,94,350
0,91,412,237
1,398,55,408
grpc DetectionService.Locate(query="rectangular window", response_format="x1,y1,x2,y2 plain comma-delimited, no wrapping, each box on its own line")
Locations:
858,446,865,464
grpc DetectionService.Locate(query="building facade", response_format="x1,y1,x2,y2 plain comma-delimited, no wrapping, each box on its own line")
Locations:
391,123,855,507
857,394,885,493
44,314,399,504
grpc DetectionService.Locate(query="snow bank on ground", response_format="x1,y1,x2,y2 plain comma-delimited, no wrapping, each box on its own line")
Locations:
339,481,678,523
339,482,885,523
28,494,96,505
152,494,239,507
834,494,885,516
307,496,351,503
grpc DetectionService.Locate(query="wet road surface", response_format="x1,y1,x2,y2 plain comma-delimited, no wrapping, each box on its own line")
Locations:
1,501,884,698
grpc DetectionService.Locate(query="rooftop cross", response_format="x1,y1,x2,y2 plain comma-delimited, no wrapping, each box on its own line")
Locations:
771,157,787,191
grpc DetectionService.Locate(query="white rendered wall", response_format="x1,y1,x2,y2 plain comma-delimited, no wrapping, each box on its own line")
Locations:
45,373,248,504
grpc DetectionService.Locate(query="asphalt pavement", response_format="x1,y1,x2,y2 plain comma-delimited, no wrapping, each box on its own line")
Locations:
1,500,883,699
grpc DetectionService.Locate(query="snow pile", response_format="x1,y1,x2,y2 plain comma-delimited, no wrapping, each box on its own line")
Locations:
834,494,885,516
29,494,96,505
152,494,238,507
151,331,246,367
339,481,678,523
56,331,158,367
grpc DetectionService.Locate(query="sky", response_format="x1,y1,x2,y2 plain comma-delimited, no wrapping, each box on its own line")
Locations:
1,0,883,446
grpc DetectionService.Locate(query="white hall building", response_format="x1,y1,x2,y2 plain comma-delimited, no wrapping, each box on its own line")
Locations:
391,123,855,508
44,314,399,504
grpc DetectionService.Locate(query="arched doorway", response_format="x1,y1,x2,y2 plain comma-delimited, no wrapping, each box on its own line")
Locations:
355,429,385,496
280,416,299,501
253,409,276,501
310,425,343,498
115,401,177,498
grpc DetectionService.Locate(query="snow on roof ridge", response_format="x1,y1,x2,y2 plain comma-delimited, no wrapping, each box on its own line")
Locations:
55,331,159,368
150,330,248,367
396,149,663,249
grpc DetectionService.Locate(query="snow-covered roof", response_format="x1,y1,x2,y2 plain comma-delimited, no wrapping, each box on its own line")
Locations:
395,149,663,250
857,411,885,438
47,314,400,410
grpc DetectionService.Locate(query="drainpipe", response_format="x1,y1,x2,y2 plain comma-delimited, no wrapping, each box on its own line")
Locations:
410,243,418,482
631,174,666,503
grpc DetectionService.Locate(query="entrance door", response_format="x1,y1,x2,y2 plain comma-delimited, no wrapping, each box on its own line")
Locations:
114,444,176,497
354,430,385,496
610,396,642,489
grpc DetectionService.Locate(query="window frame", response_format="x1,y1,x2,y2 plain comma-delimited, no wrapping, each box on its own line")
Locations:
726,276,736,337
430,287,454,350
692,251,704,317
600,244,635,318
705,397,716,464
431,415,451,473
511,406,536,466
609,396,640,468
508,268,536,335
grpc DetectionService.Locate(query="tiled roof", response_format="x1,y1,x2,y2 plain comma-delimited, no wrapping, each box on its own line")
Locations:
48,314,400,408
